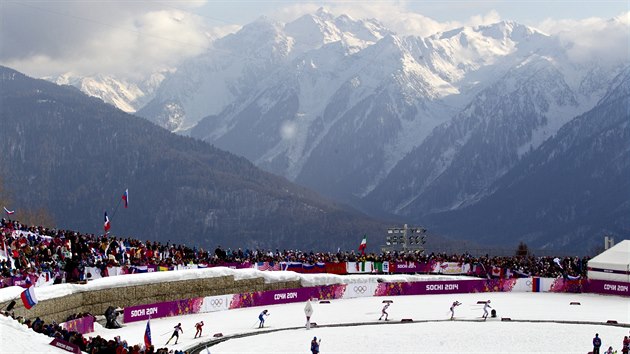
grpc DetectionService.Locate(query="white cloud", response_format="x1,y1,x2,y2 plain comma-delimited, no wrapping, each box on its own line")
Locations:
2,0,626,80
536,11,630,66
268,1,503,37
0,1,214,78
467,10,503,28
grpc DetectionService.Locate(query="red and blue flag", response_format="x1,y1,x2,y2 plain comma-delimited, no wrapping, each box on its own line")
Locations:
532,277,541,292
104,212,111,232
20,286,38,309
122,189,129,208
144,319,152,349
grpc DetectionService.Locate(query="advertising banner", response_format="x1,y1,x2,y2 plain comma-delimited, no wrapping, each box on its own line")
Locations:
60,316,95,334
391,262,433,273
343,282,377,298
374,278,522,296
229,284,347,309
0,277,13,287
434,262,471,275
543,277,583,293
200,295,231,312
123,297,204,323
584,279,629,296
49,338,81,354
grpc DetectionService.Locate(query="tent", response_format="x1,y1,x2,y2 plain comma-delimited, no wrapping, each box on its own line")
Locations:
587,240,630,283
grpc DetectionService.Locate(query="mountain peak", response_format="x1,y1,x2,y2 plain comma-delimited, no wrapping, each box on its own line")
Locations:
598,65,630,105
436,20,540,44
476,20,540,41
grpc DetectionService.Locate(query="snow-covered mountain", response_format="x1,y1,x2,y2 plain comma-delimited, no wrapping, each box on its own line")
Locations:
365,53,618,216
138,8,392,132
423,66,630,252
49,72,166,112
48,9,629,250
176,14,620,207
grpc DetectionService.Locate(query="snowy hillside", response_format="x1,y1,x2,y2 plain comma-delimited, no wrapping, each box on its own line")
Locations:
50,72,166,113
422,67,630,251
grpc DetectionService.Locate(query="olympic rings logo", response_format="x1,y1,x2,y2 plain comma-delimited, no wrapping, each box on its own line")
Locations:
209,299,224,307
353,285,367,293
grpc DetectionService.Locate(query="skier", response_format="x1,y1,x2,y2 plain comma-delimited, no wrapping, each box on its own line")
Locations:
165,323,183,345
450,300,462,320
622,335,629,354
593,333,602,354
194,321,204,339
482,300,492,320
604,346,615,354
311,336,321,354
304,298,314,330
378,302,390,321
258,309,269,328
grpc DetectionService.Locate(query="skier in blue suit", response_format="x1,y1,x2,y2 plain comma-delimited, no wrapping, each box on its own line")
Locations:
258,309,269,328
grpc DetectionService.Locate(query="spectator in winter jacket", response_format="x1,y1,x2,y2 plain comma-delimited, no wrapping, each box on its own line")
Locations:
311,337,320,354
593,333,602,354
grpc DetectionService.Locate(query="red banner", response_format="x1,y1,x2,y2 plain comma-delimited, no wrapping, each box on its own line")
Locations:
324,262,347,274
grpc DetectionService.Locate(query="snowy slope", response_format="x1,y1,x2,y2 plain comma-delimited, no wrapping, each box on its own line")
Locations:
0,315,69,354
421,66,630,251
50,72,166,113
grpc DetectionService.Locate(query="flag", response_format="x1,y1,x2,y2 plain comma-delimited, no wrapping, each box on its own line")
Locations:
132,265,148,273
104,212,111,232
532,277,541,292
358,235,367,255
20,286,38,309
122,189,129,208
256,262,281,271
144,319,152,349
491,266,503,278
3,207,14,215
0,238,12,268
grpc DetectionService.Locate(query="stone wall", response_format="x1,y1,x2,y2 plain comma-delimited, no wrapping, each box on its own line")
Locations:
4,276,302,323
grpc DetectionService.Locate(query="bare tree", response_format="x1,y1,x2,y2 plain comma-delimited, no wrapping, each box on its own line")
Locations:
515,241,529,257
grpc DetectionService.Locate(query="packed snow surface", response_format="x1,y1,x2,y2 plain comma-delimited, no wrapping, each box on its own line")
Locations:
1,270,628,353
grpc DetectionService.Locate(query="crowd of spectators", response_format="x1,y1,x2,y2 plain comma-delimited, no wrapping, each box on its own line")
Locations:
1,310,188,354
1,217,589,288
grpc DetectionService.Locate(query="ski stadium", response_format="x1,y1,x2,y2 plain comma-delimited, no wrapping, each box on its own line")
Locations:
1,240,629,354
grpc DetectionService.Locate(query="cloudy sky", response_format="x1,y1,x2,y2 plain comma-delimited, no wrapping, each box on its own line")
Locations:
1,0,628,79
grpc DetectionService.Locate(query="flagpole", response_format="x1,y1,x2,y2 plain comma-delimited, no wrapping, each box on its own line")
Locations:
107,188,127,234
110,196,123,221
